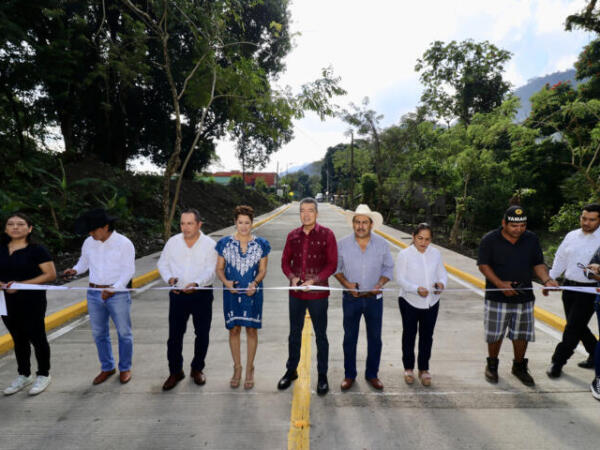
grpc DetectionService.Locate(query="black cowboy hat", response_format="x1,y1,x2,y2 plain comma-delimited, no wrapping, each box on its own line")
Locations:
74,208,118,235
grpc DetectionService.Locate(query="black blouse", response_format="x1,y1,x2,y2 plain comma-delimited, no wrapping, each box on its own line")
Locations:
0,243,53,301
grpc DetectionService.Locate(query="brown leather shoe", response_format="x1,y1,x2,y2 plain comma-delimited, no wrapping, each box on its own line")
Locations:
93,369,116,385
119,370,132,384
340,378,354,391
190,369,206,385
162,372,185,391
366,377,384,390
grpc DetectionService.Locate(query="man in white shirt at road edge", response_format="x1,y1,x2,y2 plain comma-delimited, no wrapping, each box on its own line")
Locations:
547,203,600,378
64,209,135,385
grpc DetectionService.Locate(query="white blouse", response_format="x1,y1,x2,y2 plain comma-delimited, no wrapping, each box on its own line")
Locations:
395,244,448,309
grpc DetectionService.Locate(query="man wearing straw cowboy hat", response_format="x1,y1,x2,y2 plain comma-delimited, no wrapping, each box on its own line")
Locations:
64,208,135,385
334,204,394,391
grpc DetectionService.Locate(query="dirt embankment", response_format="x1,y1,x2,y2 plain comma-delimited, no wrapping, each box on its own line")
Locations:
52,159,282,279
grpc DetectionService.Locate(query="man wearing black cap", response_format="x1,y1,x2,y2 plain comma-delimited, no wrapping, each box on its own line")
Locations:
477,206,558,386
546,204,600,378
64,209,135,385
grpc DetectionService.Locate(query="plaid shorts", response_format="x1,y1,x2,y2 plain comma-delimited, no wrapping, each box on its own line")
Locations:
484,299,535,343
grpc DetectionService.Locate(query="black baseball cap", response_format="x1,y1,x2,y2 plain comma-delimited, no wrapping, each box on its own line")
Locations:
504,205,527,223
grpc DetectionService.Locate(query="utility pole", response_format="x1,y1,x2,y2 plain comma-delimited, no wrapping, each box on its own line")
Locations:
350,129,355,209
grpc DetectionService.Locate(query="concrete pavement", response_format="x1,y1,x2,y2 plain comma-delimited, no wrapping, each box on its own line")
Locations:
0,203,599,450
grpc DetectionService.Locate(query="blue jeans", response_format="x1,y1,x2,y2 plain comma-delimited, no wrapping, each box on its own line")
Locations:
595,296,600,378
399,297,439,371
342,293,383,379
87,290,133,372
286,295,329,375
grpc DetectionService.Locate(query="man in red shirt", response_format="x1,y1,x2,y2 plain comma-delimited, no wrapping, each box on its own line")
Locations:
278,198,338,395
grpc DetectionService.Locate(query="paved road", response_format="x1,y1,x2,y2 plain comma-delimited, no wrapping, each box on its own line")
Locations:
1,204,599,450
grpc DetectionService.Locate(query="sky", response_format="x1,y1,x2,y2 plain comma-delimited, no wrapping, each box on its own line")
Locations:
202,0,595,175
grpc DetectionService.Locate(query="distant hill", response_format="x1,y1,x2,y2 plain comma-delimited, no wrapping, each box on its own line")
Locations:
514,69,580,122
282,160,322,176
285,70,583,177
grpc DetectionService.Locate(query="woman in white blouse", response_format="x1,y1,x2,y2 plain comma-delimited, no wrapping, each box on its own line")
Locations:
395,223,448,386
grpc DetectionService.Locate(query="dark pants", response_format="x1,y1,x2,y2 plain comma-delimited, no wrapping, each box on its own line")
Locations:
286,295,328,375
552,289,597,366
2,294,50,377
343,293,383,379
399,297,439,371
595,297,600,378
167,290,213,375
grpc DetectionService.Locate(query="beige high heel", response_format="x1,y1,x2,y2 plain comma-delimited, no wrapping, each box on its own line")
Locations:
244,366,254,390
419,370,432,387
230,365,242,388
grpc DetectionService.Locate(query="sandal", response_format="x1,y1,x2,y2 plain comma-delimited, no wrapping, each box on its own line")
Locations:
419,370,432,387
230,365,242,388
244,366,254,390
404,370,415,385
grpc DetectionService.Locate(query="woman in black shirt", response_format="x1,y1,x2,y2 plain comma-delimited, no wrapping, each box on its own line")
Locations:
0,212,56,395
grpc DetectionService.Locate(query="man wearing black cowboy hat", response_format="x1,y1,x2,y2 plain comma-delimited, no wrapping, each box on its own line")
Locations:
64,209,135,385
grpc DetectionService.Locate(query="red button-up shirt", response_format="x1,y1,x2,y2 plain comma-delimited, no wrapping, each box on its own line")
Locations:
281,223,338,299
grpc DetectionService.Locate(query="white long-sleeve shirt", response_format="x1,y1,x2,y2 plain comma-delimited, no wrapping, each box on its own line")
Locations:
395,244,448,309
549,228,600,283
157,232,217,287
72,231,135,289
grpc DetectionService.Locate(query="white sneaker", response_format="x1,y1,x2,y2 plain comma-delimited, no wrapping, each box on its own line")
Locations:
28,375,51,395
3,375,34,395
591,377,600,401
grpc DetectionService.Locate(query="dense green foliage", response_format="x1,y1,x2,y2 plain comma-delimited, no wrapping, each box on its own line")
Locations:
323,33,600,253
1,0,343,243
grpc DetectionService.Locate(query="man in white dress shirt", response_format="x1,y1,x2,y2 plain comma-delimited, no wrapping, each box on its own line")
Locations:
64,209,135,385
157,209,217,390
546,203,600,378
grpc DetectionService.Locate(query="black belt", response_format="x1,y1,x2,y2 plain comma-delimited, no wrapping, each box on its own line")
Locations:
564,279,598,287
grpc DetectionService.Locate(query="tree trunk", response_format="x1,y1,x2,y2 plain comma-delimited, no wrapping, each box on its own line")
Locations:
449,173,470,246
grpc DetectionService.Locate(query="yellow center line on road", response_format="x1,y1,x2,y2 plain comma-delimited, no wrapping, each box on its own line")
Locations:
288,313,312,450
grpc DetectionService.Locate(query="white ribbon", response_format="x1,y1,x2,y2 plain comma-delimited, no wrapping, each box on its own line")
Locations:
1,282,598,295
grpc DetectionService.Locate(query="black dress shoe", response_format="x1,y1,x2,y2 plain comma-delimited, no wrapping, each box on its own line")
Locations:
578,356,595,369
316,374,329,396
546,362,563,379
277,370,298,390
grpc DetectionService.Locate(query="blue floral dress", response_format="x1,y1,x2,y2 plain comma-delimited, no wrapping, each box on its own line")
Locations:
216,235,271,329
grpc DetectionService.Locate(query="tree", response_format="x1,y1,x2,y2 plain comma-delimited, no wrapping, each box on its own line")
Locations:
415,40,512,126
527,81,600,201
566,0,600,33
121,0,345,239
342,97,385,205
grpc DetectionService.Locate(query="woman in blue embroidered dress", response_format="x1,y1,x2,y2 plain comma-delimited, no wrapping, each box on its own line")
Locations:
216,205,270,389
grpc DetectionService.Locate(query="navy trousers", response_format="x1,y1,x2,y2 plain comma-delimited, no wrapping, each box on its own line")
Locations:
595,296,600,378
286,295,328,375
398,297,439,371
167,290,213,375
342,293,383,379
552,289,597,366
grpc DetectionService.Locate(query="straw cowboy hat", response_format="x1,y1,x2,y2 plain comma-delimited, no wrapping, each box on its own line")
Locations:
345,204,384,230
